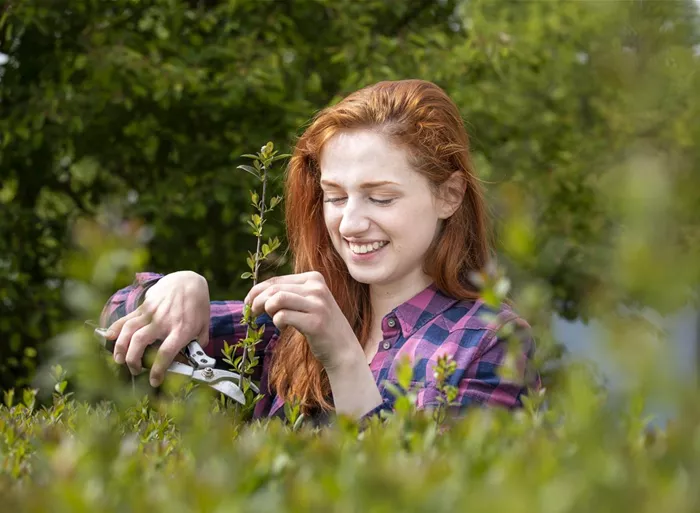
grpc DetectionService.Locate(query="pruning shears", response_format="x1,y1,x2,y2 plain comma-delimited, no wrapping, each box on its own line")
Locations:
86,321,257,404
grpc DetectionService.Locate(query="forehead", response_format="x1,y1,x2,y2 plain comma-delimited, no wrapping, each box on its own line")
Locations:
319,129,413,187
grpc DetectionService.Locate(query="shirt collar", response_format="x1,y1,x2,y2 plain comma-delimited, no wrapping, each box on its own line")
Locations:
387,281,461,337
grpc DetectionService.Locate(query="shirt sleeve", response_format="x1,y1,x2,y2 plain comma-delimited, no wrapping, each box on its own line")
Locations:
453,316,539,410
100,272,163,328
358,315,539,427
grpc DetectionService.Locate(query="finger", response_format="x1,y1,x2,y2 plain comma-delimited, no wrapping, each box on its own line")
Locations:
244,273,311,306
250,284,312,317
125,323,161,375
261,290,316,319
271,308,313,333
149,331,188,387
113,313,150,364
105,308,143,339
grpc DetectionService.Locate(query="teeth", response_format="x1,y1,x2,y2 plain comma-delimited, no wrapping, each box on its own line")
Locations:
349,241,388,254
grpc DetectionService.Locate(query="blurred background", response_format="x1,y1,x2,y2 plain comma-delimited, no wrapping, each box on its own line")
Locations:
1,0,699,422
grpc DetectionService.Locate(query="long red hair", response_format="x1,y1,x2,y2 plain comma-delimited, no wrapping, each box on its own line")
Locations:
269,79,491,413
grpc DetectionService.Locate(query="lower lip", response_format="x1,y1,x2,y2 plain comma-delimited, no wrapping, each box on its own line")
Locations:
348,242,389,262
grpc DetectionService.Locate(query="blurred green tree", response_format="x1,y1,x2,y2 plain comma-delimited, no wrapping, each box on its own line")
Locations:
1,0,698,391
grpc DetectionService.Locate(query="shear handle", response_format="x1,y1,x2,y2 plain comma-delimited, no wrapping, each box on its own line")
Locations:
91,325,178,370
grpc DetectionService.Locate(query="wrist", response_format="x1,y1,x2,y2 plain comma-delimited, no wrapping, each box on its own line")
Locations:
325,344,366,375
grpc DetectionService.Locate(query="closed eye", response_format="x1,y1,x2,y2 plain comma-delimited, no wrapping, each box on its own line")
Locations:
323,197,394,205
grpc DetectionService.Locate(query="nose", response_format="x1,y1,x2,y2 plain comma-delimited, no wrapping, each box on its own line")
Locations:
338,197,371,238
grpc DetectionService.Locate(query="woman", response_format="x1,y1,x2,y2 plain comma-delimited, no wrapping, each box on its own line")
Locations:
101,79,538,423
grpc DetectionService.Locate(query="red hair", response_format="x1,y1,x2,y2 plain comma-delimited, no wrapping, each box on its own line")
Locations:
269,79,491,413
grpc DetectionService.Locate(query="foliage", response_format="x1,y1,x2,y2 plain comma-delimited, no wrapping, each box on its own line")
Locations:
1,327,700,512
0,0,461,390
2,0,699,389
1,0,700,508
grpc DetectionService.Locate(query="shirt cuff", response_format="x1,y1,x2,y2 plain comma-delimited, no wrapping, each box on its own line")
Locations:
357,387,396,429
129,272,164,310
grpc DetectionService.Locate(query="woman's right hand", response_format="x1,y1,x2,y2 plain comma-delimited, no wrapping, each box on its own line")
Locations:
104,270,211,387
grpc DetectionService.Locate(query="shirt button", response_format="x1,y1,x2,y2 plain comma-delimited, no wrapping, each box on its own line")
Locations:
382,341,391,350
387,318,397,328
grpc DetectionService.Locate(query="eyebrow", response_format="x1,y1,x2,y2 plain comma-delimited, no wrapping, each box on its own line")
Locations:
320,180,400,190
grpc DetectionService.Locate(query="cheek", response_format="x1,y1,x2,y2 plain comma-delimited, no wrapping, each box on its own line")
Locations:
323,210,341,236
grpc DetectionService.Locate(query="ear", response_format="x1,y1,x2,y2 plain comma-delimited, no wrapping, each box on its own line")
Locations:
436,172,467,219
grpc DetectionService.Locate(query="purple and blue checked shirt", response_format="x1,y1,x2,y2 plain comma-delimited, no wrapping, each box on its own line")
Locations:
101,272,538,423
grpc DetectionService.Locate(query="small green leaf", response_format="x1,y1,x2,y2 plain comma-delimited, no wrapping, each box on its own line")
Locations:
3,388,14,407
396,356,414,390
237,165,260,179
384,382,403,399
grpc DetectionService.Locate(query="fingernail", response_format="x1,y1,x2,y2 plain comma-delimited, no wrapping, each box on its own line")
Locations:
105,330,116,339
114,353,124,364
150,377,160,388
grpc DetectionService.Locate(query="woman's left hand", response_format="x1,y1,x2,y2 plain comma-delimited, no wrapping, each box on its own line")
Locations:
244,271,362,371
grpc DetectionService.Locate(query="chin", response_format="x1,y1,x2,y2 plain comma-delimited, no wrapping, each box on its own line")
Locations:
347,269,393,285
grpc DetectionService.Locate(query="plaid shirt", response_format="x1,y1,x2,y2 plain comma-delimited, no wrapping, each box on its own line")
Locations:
101,272,538,422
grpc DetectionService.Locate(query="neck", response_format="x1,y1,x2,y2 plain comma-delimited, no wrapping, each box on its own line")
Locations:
368,272,434,324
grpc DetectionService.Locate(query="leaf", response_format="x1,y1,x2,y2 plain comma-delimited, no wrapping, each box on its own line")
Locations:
3,388,14,407
396,355,414,390
383,382,403,400
237,165,260,179
54,381,67,395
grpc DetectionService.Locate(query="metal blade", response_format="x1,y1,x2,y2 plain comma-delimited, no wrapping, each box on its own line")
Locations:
208,380,246,405
165,361,196,377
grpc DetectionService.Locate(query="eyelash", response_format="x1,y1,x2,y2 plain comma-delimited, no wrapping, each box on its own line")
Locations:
323,197,394,205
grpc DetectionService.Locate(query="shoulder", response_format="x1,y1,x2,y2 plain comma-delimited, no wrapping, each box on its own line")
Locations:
439,298,529,335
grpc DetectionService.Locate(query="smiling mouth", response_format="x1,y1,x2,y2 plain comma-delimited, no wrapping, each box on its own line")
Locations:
347,240,389,255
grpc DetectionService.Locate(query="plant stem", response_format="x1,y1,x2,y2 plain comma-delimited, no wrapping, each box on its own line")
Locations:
239,161,268,389
253,162,268,286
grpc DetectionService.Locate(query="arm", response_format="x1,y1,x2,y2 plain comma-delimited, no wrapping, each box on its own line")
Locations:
100,271,279,382
452,319,538,410
358,316,539,425
325,347,383,419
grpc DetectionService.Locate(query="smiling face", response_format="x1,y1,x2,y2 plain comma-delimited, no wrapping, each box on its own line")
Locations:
319,129,451,295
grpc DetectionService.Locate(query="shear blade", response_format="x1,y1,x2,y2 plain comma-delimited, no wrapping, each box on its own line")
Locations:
208,380,246,405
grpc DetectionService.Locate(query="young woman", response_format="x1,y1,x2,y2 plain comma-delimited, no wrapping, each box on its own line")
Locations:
101,79,538,424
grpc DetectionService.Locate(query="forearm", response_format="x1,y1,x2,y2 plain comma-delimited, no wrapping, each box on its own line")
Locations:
326,350,382,419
